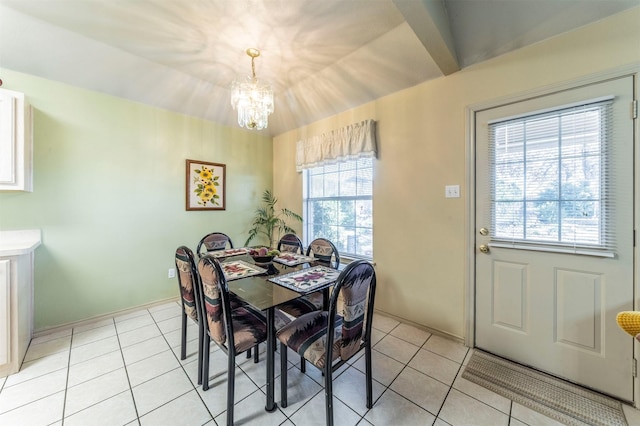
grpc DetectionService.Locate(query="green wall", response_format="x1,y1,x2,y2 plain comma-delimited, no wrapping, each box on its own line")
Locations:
0,68,273,331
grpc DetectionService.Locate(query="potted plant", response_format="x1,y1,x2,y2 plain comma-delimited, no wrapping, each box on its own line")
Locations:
244,189,303,248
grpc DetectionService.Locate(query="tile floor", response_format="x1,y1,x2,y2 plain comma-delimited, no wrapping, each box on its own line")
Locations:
1,301,639,426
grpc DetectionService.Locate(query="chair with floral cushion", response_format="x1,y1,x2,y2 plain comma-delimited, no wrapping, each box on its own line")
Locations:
277,238,340,319
196,232,234,257
306,237,340,268
174,246,205,384
195,254,268,426
276,259,376,426
277,233,304,254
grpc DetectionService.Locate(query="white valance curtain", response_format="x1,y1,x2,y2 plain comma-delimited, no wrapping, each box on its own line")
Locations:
295,119,377,172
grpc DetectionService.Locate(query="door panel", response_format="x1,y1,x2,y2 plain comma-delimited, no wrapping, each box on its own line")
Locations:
475,76,634,401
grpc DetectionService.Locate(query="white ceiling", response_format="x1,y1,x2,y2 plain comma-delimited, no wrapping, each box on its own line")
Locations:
1,0,638,136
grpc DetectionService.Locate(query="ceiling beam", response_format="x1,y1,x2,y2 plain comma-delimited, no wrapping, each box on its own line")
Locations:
392,0,460,75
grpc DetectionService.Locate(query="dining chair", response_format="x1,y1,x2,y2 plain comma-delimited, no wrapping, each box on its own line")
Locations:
196,254,268,426
174,246,205,384
196,232,234,257
276,260,377,426
277,237,341,319
277,233,304,254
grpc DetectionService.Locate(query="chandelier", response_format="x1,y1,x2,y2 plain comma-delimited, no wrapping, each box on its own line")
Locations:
230,48,274,130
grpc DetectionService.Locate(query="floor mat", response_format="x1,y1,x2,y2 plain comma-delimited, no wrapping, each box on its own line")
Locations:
462,350,628,426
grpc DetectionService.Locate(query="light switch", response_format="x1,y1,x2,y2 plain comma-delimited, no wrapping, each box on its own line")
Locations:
445,185,460,198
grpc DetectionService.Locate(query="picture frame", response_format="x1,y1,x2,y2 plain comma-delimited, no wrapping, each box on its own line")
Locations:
185,159,226,211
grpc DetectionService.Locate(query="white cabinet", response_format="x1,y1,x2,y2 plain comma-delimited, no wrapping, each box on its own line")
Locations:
0,230,40,377
0,88,32,191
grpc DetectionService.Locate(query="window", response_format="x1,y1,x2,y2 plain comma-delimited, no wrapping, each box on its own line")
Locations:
303,158,373,259
489,98,613,252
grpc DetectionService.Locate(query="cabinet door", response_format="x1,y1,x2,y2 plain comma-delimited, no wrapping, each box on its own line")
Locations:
0,260,10,366
0,88,32,191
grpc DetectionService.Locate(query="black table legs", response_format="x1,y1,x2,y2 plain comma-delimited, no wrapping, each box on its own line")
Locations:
265,307,277,412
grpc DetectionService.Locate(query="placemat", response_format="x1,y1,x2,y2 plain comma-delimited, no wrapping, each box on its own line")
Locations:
221,260,266,281
208,248,249,259
269,265,340,292
273,252,316,266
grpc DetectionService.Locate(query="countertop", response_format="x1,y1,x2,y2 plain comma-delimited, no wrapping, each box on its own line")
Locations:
0,229,41,256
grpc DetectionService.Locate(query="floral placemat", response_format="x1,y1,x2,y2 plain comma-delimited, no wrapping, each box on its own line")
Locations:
273,252,316,266
221,260,267,281
209,248,249,259
268,266,340,292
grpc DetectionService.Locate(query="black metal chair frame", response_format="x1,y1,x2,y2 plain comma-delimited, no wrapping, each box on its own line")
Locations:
196,232,234,257
279,260,377,426
277,233,304,253
306,237,341,268
175,246,205,385
195,255,266,426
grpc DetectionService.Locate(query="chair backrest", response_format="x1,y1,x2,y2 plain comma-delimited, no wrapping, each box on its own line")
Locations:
277,233,304,254
196,255,234,347
327,260,376,361
197,232,233,257
306,238,340,268
175,246,199,323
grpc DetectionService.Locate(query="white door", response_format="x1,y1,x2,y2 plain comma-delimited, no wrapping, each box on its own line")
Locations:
475,76,635,401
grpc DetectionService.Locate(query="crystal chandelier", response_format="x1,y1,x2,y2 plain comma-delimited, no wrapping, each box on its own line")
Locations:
230,48,274,130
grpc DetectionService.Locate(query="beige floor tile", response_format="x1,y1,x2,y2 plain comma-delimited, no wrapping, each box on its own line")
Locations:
72,324,117,348
0,390,64,425
452,373,511,414
72,318,114,334
423,334,468,363
371,313,399,333
623,404,640,426
69,335,120,365
373,334,420,364
64,368,130,416
364,388,436,426
115,312,155,334
64,390,137,426
0,368,67,414
389,323,431,347
23,335,72,362
156,315,183,334
408,348,461,386
121,335,170,365
150,304,182,322
5,350,69,387
30,328,73,346
67,350,124,387
332,367,385,416
289,390,362,426
352,349,403,386
439,389,509,426
163,321,199,348
126,349,182,387
131,368,194,416
139,389,212,426
118,323,162,348
390,366,449,415
114,308,150,323
197,367,260,417
271,364,322,417
216,389,288,426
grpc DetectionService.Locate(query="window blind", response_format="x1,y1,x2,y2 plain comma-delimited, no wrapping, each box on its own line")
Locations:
487,97,617,256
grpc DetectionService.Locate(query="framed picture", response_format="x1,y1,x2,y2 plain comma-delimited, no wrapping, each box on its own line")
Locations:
186,159,226,210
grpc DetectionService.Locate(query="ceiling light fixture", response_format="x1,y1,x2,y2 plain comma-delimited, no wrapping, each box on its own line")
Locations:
230,48,274,130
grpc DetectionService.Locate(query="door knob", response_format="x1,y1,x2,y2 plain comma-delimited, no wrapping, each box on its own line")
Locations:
479,244,490,254
479,227,489,236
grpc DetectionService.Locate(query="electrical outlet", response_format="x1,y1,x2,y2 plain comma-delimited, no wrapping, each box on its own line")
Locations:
168,268,176,279
445,185,460,198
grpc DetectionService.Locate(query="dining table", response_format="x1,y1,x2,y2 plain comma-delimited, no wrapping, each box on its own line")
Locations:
216,250,341,413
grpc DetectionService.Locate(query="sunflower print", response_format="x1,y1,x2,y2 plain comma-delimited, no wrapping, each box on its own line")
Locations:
193,166,221,206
